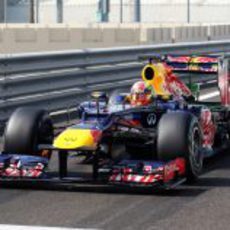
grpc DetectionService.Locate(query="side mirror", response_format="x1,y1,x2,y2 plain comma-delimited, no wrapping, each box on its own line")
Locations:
91,91,108,103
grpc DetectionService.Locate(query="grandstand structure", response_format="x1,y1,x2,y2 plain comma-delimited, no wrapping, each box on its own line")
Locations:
0,0,230,24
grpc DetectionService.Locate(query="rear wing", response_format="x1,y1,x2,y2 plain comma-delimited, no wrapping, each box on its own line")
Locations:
166,55,218,73
139,55,218,73
218,55,230,106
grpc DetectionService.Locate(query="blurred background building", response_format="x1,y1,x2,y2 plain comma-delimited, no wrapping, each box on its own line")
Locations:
0,0,230,24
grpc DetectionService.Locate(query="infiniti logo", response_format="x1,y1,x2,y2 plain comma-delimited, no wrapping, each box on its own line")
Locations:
147,113,157,126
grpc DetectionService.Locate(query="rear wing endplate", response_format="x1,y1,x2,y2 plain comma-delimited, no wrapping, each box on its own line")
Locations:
218,56,230,106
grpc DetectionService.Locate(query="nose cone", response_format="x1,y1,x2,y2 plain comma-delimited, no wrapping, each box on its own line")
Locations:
53,128,102,150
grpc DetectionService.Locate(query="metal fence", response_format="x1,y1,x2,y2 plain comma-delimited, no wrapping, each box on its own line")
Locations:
0,40,230,123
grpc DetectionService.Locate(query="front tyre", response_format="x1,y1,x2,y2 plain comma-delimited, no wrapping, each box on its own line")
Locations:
157,112,203,182
4,107,53,157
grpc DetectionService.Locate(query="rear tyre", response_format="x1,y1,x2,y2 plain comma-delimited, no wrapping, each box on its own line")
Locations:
4,107,53,156
157,112,203,182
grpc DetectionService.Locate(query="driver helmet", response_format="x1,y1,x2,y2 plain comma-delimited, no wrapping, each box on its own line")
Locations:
130,81,153,106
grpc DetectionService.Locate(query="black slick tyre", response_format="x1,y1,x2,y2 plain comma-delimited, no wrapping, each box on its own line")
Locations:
157,112,203,182
4,107,53,156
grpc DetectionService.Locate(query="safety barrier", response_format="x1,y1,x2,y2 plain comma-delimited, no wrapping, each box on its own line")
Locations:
0,40,229,123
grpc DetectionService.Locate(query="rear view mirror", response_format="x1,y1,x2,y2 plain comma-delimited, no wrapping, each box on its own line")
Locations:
91,91,108,103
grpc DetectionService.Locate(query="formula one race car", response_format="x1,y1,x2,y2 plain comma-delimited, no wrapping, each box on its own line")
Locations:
0,54,229,189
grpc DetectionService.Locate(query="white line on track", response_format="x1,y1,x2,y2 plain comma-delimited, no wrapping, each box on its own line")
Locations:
199,90,219,101
0,225,100,230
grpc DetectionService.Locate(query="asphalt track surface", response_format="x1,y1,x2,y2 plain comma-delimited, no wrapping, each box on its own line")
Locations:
0,86,230,230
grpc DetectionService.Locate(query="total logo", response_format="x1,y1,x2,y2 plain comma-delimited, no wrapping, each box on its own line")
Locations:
146,113,157,126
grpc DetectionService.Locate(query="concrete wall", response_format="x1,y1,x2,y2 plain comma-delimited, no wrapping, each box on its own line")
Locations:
174,25,208,43
210,24,230,41
0,24,229,54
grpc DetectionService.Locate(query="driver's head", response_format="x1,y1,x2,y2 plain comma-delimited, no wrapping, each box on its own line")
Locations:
130,81,152,106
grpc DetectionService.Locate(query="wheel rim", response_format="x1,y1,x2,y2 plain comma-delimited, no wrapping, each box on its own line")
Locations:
189,126,203,175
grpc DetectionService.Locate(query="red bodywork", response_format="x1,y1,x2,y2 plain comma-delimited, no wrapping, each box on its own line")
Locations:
164,69,192,98
200,109,216,148
218,58,230,106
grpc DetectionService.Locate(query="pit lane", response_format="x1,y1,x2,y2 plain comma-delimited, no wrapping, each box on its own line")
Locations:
0,86,230,230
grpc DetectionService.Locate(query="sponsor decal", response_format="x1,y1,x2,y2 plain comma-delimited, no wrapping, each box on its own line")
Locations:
143,165,152,173
109,173,163,184
164,162,178,182
146,113,157,126
64,137,78,142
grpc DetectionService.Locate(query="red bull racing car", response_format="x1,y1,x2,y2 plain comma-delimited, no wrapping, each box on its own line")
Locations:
0,54,230,189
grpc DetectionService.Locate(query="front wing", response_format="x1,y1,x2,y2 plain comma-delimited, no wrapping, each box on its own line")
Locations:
0,152,186,189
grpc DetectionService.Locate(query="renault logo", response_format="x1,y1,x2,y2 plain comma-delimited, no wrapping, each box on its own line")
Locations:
147,113,156,126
